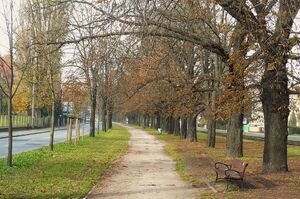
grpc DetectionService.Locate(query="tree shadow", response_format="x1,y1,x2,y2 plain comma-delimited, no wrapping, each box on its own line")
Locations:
234,176,277,190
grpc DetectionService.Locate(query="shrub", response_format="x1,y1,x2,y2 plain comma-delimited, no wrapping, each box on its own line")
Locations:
288,126,300,135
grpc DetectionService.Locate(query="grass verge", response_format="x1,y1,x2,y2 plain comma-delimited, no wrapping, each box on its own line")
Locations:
0,124,130,199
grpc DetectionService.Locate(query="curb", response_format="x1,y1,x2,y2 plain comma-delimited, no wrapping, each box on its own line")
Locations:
0,127,68,139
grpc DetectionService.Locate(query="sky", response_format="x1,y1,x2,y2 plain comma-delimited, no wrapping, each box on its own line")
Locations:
0,1,299,59
0,0,75,80
0,0,22,56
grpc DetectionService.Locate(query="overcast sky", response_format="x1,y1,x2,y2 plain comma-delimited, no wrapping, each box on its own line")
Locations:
0,0,22,55
0,1,299,57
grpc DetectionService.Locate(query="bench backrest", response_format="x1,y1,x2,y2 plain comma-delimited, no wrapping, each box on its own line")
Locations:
230,159,248,176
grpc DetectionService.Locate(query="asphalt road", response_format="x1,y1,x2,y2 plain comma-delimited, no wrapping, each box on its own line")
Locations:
197,127,300,142
0,123,91,157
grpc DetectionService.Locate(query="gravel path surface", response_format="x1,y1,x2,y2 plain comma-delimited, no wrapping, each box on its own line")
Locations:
87,125,199,199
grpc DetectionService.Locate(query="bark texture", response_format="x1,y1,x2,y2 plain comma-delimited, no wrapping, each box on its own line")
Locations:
7,97,12,166
169,117,175,134
90,92,97,137
262,69,289,173
75,114,80,141
151,116,155,128
186,115,197,142
207,118,216,148
49,100,55,151
155,113,161,129
226,112,243,158
108,111,112,129
174,117,180,136
102,99,107,132
180,118,187,139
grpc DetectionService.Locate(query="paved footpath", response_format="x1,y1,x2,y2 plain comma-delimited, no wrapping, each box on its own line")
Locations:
88,125,200,199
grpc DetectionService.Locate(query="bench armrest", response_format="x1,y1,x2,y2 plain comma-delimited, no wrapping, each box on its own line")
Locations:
215,162,231,170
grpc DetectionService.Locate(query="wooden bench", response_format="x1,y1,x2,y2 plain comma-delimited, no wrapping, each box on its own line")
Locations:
214,159,248,183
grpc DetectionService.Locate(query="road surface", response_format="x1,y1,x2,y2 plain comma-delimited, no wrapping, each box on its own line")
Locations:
0,123,91,157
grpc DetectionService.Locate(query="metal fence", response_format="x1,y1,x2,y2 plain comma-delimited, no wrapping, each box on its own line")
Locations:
0,115,51,128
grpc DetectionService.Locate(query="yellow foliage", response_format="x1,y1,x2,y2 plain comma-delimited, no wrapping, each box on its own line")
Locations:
13,85,30,113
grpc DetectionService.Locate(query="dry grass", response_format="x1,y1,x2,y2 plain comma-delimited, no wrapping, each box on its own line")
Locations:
146,128,300,199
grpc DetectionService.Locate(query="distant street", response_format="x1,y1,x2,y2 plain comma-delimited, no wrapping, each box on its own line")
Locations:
197,127,300,142
0,123,91,157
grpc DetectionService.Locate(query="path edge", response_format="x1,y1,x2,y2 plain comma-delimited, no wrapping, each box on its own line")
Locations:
83,124,132,199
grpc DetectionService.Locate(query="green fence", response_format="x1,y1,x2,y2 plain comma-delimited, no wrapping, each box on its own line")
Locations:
0,115,51,128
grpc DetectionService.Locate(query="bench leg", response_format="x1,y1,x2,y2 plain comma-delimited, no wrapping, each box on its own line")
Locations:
225,180,230,191
240,179,244,188
215,172,218,182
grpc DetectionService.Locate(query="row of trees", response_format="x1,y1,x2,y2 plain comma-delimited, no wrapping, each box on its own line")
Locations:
68,2,124,136
2,0,299,175
64,0,298,174
2,0,120,166
1,0,71,166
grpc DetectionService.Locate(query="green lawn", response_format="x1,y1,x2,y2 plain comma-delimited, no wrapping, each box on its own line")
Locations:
0,124,130,199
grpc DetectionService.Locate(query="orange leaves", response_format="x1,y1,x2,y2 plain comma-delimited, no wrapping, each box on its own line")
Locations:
216,83,252,120
119,40,205,117
62,76,88,113
267,62,276,71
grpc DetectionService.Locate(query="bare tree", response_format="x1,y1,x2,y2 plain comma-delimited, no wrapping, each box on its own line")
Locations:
0,0,32,166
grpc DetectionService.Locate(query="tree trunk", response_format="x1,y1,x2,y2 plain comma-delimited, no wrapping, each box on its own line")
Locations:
143,114,147,128
226,111,243,157
161,115,166,131
0,91,2,115
164,116,169,133
174,117,180,136
7,96,13,167
207,87,217,148
106,111,111,130
68,118,73,144
138,114,142,126
82,113,86,139
97,108,101,133
204,49,216,147
165,116,173,134
155,113,161,129
262,69,289,173
66,117,69,143
49,99,55,151
151,115,155,128
75,114,80,142
186,115,197,142
207,118,216,147
31,81,35,128
169,117,175,134
90,93,96,137
225,61,244,157
102,99,107,132
102,114,107,132
180,117,187,139
108,111,112,129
